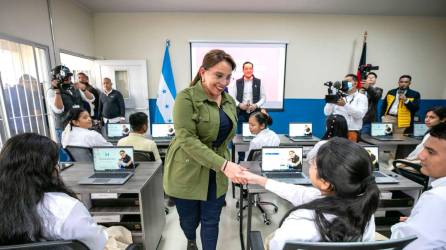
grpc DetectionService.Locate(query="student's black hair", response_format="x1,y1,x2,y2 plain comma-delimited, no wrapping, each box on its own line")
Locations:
429,122,446,140
322,114,348,140
399,75,412,82
366,72,377,78
129,112,148,132
0,133,76,245
63,107,89,129
345,74,358,83
250,111,273,128
243,61,254,69
279,137,380,242
426,106,446,122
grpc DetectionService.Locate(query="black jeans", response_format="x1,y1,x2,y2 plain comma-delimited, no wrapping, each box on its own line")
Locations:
172,171,226,250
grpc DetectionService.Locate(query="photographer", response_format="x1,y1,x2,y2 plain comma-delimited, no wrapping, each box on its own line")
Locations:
324,74,368,142
381,75,420,135
360,72,383,135
47,65,95,134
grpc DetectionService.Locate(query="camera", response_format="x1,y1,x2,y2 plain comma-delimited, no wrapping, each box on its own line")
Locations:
51,65,73,91
359,64,379,80
324,80,350,103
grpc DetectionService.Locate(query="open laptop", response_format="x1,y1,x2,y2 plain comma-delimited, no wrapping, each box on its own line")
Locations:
406,123,428,140
106,123,131,139
78,146,135,185
242,123,255,142
261,146,311,185
288,123,317,142
363,146,399,184
371,123,403,141
151,123,175,141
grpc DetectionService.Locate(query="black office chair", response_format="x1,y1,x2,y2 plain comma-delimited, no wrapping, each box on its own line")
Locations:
249,231,417,250
0,240,88,250
237,149,278,225
65,146,93,163
393,159,430,191
134,150,156,161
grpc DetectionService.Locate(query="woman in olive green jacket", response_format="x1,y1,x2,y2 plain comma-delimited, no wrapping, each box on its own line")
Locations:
164,50,247,250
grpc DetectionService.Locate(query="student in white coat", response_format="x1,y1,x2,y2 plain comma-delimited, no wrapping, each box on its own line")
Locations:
0,133,107,249
247,111,280,158
239,137,380,250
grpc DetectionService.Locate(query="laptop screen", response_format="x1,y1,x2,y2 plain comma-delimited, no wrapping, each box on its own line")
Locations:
93,147,135,172
261,147,303,172
363,146,379,171
289,123,313,137
371,123,393,136
413,123,428,137
152,123,175,137
107,123,130,138
242,123,254,137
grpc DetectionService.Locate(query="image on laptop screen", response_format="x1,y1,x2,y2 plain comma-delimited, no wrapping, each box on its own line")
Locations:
371,123,393,136
152,123,175,137
242,123,254,137
413,123,428,137
107,123,130,138
289,123,313,137
262,147,303,172
93,147,135,171
363,146,379,171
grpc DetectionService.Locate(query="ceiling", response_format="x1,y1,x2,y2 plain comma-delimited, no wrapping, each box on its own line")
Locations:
75,0,446,16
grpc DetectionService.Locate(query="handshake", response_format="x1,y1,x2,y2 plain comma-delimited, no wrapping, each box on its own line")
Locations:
221,161,267,186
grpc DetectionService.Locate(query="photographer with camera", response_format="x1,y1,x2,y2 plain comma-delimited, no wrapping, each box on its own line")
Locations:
324,74,368,142
47,65,95,137
360,72,383,135
381,75,420,135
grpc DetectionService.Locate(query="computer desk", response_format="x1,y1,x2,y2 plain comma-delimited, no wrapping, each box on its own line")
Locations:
60,162,165,250
361,134,422,159
238,160,423,250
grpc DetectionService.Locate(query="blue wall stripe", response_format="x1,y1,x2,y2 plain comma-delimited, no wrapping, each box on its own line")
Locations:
149,98,446,138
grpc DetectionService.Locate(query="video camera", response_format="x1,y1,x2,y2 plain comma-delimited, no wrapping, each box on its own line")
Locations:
51,65,73,91
324,80,350,103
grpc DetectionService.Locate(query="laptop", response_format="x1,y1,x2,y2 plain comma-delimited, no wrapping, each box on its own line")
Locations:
106,123,131,139
261,146,311,185
407,123,428,140
288,123,317,142
242,123,255,142
371,123,403,141
363,146,399,184
78,146,136,185
152,123,175,141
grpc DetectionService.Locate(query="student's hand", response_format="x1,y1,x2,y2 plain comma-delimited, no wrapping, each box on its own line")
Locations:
237,171,267,187
399,216,408,222
239,103,249,111
222,161,248,184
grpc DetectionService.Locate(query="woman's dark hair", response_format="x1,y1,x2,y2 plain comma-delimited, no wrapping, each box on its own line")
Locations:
322,114,348,140
129,112,148,132
63,107,88,128
250,111,273,128
190,49,236,86
426,106,446,122
280,137,380,242
0,133,76,245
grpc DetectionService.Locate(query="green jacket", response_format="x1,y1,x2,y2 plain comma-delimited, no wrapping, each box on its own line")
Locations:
163,82,237,200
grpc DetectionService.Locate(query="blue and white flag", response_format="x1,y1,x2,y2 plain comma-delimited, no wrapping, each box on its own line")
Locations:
155,42,176,123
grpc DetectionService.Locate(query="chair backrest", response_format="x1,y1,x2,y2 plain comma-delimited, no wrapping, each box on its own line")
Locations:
393,159,429,191
282,235,417,250
247,149,262,161
134,150,155,161
0,240,89,250
65,146,93,163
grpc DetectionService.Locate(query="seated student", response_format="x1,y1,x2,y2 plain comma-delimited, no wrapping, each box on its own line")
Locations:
306,114,348,161
406,106,446,161
117,112,161,161
247,111,280,158
0,133,107,249
239,137,380,250
61,108,112,148
391,123,446,249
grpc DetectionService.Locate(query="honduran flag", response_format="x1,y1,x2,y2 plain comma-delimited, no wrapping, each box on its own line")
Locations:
356,31,368,89
155,41,176,123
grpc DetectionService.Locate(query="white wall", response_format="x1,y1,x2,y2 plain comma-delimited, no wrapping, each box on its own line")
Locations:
93,12,446,99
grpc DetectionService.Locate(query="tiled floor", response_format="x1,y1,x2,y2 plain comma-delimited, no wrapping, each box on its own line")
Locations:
157,186,294,250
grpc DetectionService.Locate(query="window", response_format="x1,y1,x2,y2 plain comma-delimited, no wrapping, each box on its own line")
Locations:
0,37,51,147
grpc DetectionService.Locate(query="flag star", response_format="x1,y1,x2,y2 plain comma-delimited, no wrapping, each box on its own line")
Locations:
168,118,172,122
165,104,169,108
162,89,167,94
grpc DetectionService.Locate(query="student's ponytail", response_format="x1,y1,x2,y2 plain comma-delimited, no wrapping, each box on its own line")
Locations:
250,111,273,128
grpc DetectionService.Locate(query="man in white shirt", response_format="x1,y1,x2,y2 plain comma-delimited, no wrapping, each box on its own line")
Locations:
229,62,266,134
324,74,368,142
391,123,446,249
